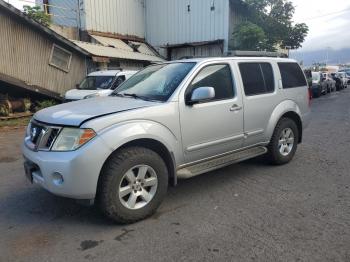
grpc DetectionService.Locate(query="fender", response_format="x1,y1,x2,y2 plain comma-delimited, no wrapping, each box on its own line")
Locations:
265,99,302,140
96,120,183,166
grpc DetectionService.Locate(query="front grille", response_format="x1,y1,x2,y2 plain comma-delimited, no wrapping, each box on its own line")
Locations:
26,120,61,151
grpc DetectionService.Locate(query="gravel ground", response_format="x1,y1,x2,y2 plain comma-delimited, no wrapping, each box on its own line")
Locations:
0,89,349,262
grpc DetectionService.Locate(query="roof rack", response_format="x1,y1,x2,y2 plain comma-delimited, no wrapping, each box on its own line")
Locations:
226,50,288,58
177,51,288,60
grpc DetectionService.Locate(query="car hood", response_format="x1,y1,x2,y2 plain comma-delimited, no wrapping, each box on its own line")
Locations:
34,96,158,126
65,89,112,100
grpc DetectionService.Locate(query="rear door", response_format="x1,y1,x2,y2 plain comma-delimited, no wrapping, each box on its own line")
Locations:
238,61,279,146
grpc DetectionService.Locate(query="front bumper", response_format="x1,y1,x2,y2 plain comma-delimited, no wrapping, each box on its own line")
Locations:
22,136,112,199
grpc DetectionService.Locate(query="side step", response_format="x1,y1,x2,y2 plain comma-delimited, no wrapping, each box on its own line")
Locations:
177,146,267,179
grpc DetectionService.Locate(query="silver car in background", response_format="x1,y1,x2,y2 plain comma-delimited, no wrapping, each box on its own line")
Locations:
22,57,311,223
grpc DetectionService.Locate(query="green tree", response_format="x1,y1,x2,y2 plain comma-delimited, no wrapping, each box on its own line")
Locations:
232,21,268,51
234,0,308,51
23,5,51,27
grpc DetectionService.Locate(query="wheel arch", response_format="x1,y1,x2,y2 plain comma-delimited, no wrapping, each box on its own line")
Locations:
267,100,303,143
97,137,178,194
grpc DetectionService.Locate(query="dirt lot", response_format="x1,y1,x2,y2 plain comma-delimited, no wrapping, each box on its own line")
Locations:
0,90,350,262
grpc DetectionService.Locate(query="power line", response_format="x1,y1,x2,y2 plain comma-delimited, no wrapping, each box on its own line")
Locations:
302,7,350,21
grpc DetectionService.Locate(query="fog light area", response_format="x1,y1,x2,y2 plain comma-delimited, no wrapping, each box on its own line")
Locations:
52,172,64,185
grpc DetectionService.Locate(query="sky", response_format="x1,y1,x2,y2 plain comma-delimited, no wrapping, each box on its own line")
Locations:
7,0,34,10
291,0,350,51
7,0,350,53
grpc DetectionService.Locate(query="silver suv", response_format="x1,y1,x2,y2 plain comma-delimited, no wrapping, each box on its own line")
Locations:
22,57,311,223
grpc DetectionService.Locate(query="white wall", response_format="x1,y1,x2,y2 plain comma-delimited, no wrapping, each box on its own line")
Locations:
146,0,230,50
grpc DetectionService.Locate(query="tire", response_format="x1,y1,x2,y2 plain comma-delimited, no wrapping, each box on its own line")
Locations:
98,147,168,224
267,118,299,165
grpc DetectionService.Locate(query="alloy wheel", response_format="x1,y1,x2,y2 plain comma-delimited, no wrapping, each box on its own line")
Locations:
278,128,294,156
118,165,158,210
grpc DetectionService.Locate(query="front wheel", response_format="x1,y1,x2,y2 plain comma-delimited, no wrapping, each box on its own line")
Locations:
267,118,299,165
98,147,168,224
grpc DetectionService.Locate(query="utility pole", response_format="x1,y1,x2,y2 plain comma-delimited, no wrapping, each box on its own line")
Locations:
76,0,81,40
326,46,330,66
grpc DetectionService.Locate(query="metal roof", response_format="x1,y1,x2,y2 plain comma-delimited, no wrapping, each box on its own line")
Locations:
129,41,158,56
90,35,134,51
91,34,160,58
71,40,165,62
0,0,89,56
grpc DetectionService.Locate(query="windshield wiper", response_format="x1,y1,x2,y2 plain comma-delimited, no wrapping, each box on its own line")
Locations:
120,93,153,101
111,92,158,102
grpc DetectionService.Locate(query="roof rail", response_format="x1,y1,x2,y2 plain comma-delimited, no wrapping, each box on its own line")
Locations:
226,50,288,58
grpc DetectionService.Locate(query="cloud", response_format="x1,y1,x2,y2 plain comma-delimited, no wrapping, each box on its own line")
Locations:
292,0,350,51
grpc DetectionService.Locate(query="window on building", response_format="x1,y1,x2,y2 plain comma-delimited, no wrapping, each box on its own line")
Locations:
187,64,234,101
239,62,275,96
278,62,307,88
49,44,72,72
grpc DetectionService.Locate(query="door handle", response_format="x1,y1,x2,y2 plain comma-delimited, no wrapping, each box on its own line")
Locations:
230,104,242,112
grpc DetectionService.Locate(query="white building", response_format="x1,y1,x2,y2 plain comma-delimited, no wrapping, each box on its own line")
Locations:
37,0,245,60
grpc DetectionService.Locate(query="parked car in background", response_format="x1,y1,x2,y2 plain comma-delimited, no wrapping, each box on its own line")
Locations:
322,72,336,93
311,72,327,97
331,73,343,91
338,69,350,78
22,57,311,223
337,72,349,88
64,70,137,102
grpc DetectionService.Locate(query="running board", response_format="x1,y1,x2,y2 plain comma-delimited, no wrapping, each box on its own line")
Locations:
177,146,267,179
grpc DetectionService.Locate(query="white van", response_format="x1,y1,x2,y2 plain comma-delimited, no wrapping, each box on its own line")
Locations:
64,70,137,101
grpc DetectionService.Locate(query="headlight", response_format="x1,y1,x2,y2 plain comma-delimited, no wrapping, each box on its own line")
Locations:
51,128,96,151
84,93,100,99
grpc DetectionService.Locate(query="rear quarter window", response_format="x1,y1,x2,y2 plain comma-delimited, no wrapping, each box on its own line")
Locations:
278,62,307,88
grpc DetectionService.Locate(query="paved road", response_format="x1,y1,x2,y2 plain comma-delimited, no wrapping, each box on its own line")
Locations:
1,89,350,262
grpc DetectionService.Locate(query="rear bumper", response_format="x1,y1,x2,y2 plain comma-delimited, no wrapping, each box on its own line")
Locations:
22,136,112,199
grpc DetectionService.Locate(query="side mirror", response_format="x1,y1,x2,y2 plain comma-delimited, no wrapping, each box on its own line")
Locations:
187,87,215,105
75,84,80,89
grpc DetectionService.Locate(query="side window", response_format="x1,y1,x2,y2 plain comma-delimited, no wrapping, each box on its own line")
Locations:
112,76,126,89
239,62,275,96
278,62,307,88
260,63,274,93
186,64,234,101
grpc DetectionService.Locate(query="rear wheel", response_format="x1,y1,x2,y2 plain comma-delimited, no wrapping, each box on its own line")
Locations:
98,147,168,224
267,118,299,165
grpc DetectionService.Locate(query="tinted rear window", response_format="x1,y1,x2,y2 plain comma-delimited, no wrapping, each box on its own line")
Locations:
278,63,307,88
239,63,274,96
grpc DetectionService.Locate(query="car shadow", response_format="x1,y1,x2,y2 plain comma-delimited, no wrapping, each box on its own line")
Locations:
2,155,277,228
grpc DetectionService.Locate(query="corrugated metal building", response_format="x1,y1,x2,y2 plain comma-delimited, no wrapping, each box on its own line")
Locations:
36,0,146,40
0,0,164,98
36,0,163,70
36,0,245,60
0,0,88,98
146,0,244,59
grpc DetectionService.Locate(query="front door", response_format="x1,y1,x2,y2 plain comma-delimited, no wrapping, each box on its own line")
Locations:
179,62,244,163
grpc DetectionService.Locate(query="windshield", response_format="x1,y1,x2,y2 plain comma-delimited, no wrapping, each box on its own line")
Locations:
78,76,115,90
312,72,320,81
113,62,196,102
